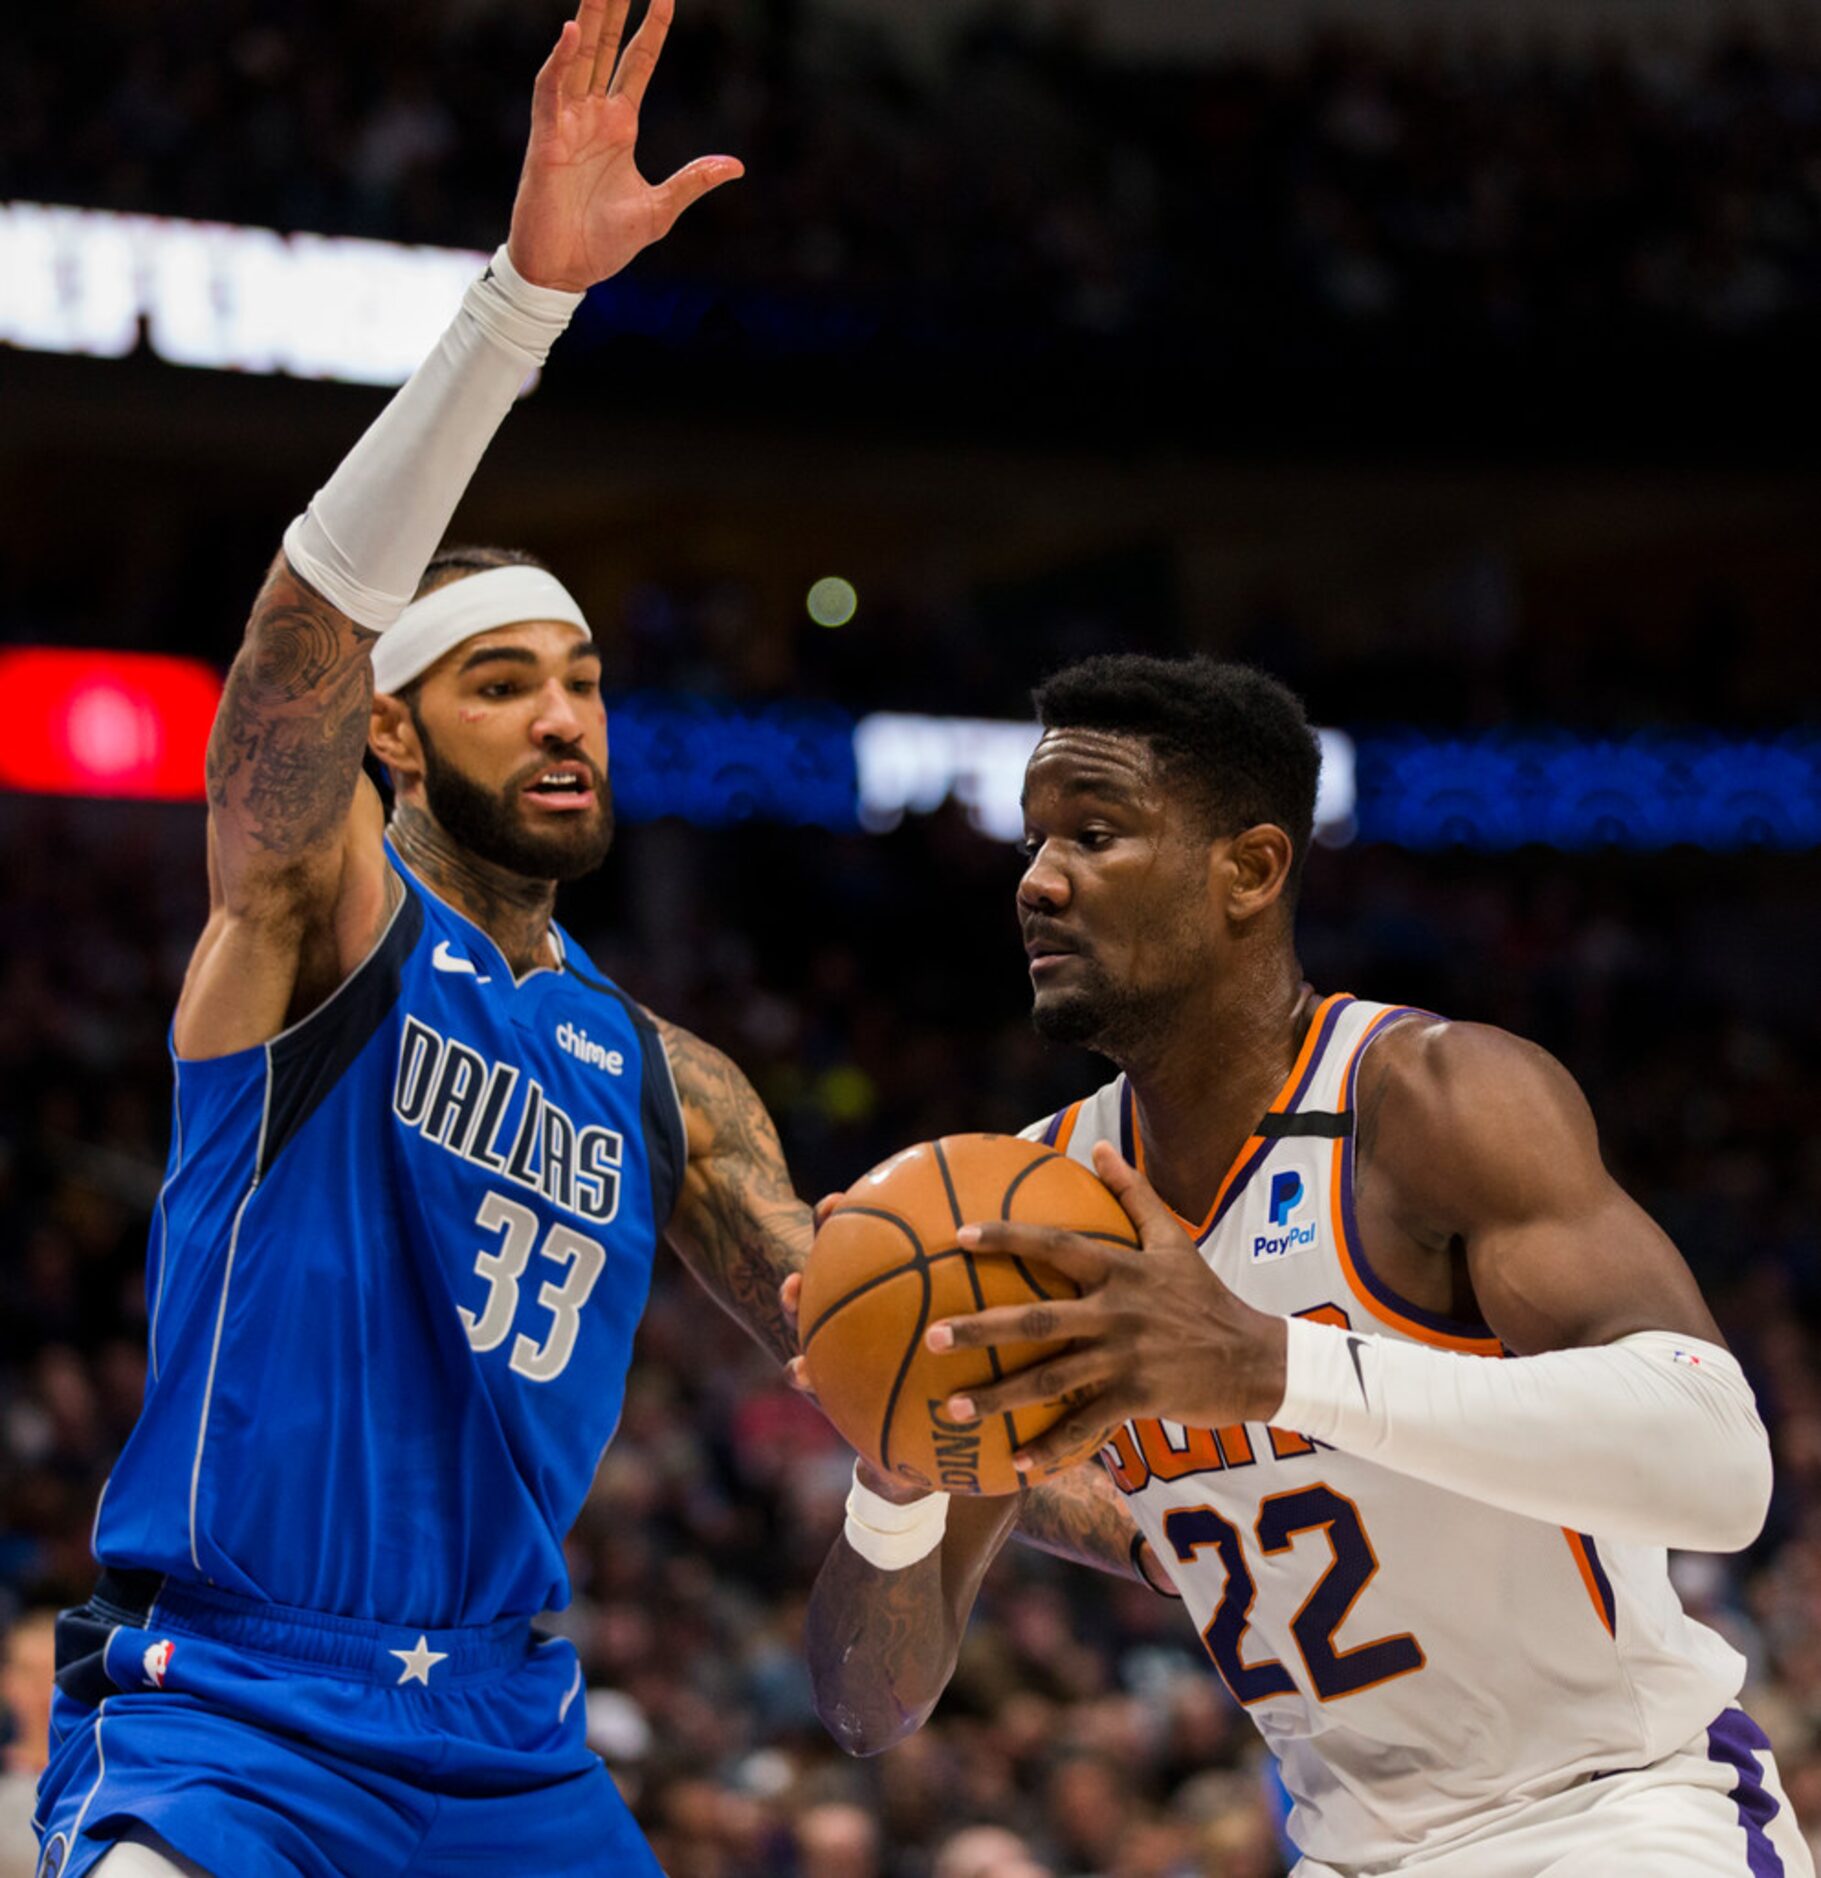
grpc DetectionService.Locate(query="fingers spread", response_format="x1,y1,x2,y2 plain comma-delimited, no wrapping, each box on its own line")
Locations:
945,1350,1107,1425
536,17,581,109
566,0,606,99
956,1219,1126,1285
654,155,745,230
926,1296,1093,1354
608,0,673,105
591,0,636,93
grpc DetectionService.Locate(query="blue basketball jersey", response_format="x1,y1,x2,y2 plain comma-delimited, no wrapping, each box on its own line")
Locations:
93,841,685,1629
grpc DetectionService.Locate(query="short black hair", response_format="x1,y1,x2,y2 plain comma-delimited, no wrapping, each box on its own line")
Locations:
412,543,549,602
1031,654,1321,899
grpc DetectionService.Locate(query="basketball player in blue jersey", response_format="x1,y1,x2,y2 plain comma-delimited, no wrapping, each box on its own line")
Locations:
32,6,811,1875
795,655,1811,1875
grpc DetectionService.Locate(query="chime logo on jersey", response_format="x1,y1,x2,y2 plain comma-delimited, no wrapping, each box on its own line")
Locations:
392,1017,623,1223
1254,1168,1317,1261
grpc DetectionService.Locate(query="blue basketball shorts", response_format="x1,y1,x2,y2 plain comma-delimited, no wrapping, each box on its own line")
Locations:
33,1572,662,1878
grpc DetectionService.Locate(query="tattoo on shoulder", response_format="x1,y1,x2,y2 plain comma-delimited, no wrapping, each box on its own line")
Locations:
207,555,377,858
652,1014,812,1365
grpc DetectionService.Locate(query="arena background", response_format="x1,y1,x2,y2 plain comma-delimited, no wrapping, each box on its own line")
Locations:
6,1,1821,1872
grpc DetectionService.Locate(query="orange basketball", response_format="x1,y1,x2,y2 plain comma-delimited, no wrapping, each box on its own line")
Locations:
799,1133,1139,1495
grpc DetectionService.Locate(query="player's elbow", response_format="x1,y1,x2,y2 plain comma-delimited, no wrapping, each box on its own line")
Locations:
1669,1423,1773,1555
813,1690,934,1759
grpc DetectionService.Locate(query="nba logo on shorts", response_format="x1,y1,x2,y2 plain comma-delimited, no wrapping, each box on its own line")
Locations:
143,1639,175,1687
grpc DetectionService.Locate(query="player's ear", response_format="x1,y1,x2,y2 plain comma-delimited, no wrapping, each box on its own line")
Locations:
369,691,422,782
1222,823,1295,924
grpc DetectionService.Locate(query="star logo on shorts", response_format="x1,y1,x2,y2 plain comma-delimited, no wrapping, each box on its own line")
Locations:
389,1635,450,1687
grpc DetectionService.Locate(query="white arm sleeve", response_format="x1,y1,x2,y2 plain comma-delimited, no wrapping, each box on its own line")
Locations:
281,245,583,631
1276,1319,1772,1553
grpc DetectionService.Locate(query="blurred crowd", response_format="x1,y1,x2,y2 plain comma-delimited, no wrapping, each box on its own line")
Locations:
10,1,1821,365
4,793,1821,1875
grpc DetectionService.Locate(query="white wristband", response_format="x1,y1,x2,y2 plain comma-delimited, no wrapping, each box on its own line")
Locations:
843,1465,950,1572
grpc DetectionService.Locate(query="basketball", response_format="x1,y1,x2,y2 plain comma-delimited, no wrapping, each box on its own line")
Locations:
799,1133,1140,1495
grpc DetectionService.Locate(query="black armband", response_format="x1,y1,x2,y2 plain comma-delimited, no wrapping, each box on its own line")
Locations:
1131,1531,1182,1599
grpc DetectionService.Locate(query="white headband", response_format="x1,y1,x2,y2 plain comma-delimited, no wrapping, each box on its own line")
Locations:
372,566,591,694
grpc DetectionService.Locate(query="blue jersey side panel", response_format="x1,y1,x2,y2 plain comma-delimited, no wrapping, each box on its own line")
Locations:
97,858,685,1628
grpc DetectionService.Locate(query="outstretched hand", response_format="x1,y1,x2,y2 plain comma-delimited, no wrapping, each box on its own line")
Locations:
932,1141,1291,1477
508,0,743,292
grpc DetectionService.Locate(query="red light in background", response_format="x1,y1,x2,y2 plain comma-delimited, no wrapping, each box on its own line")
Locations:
0,649,222,800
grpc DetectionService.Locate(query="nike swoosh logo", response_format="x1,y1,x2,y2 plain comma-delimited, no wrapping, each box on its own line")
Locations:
432,941,490,982
1345,1335,1371,1408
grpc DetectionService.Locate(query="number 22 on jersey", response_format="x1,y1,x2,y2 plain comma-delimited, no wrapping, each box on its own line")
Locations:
1166,1485,1426,1704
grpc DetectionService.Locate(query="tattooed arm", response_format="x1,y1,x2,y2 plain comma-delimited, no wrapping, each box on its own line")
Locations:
808,1459,1167,1756
174,552,393,1060
652,1014,813,1364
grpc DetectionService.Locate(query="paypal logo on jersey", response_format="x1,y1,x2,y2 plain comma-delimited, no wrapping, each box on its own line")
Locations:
1254,1168,1317,1262
1269,1170,1304,1226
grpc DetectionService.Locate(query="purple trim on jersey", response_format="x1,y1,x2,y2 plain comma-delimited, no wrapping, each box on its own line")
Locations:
1203,995,1352,1240
1042,1109,1067,1148
1113,997,1355,1246
1706,1708,1786,1877
1578,1531,1617,1634
1337,1007,1502,1340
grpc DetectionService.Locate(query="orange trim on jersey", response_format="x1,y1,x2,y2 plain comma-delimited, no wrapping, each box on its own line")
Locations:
1051,1100,1084,1157
1562,1529,1617,1638
1326,1013,1506,1356
1131,992,1352,1240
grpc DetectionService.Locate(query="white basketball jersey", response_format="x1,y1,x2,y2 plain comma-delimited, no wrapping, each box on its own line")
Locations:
1025,994,1745,1869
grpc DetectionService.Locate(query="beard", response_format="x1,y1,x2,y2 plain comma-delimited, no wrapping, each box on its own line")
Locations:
416,720,615,883
1030,954,1179,1063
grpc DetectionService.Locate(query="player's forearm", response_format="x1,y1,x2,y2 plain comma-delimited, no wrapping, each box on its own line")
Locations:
666,1189,809,1366
656,1017,810,1365
1012,1461,1171,1590
1277,1320,1772,1552
283,247,579,631
207,250,581,896
807,1491,1019,1756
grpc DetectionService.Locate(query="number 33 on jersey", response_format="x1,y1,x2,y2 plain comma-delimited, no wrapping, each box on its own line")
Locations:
95,850,686,1630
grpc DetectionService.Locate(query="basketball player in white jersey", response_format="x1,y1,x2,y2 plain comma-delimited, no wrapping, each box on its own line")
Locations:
793,655,1809,1876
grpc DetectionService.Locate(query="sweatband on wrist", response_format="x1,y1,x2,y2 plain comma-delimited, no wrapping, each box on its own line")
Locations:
844,1466,950,1572
282,245,584,633
1276,1317,1772,1553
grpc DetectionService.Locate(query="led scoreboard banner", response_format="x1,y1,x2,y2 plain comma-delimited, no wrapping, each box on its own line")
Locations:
0,201,490,386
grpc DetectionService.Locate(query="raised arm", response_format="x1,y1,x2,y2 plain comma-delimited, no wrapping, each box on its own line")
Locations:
652,1016,812,1364
175,0,740,1060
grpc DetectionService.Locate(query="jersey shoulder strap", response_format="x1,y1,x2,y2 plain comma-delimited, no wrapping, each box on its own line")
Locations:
1022,1075,1126,1162
1294,996,1427,1117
